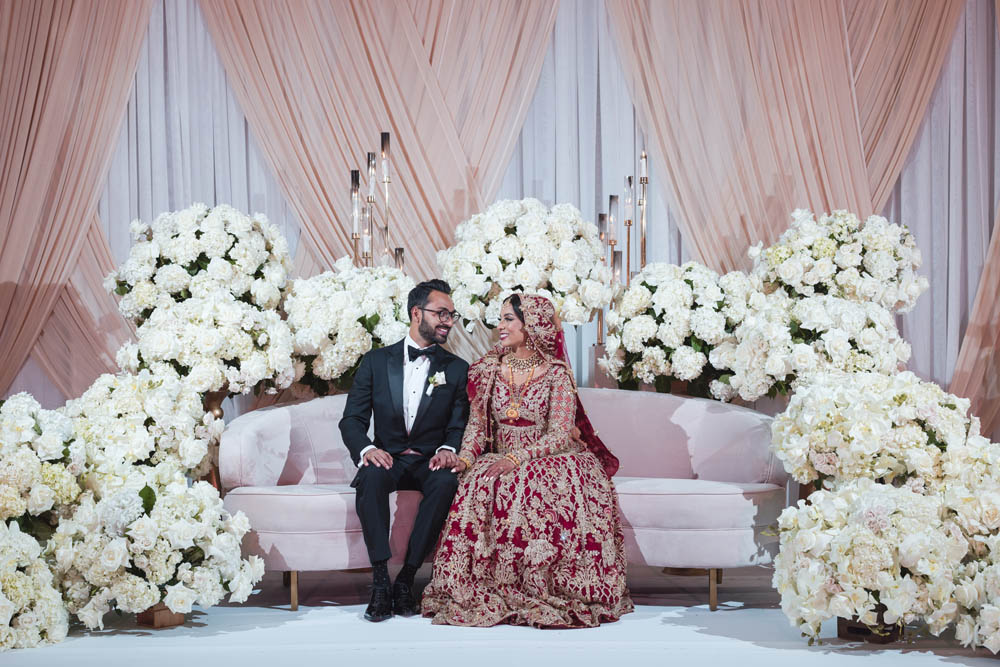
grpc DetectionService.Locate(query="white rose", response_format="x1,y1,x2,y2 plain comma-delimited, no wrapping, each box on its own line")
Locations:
163,583,196,614
99,537,130,572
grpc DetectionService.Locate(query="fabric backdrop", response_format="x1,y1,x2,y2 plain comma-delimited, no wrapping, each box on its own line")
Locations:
606,0,964,273
0,0,152,396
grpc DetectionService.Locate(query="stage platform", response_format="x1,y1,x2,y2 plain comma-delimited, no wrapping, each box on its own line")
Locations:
5,566,996,666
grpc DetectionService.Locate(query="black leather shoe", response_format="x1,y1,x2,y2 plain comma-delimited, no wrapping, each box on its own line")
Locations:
364,586,393,622
392,581,419,617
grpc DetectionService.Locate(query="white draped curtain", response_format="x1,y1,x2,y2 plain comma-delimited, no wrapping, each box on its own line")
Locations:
6,0,998,409
884,0,1000,391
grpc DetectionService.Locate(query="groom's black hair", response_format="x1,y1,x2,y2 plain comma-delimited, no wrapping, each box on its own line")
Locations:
408,279,452,318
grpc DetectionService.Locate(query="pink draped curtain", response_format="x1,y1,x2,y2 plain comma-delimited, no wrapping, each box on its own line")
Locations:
606,0,962,272
0,0,152,395
949,0,1000,435
33,218,134,399
199,0,557,284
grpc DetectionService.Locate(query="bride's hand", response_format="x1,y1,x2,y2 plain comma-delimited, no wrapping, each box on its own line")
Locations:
484,458,516,479
451,458,468,473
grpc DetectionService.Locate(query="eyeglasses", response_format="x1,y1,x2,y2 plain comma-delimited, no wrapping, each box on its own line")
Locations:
420,308,459,322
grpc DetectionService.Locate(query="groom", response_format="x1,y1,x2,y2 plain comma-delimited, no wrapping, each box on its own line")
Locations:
339,279,469,622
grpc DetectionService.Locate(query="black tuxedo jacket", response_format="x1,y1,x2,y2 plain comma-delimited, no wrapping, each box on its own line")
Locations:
339,339,470,468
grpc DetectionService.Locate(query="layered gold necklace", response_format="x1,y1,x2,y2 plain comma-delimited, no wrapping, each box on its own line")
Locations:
505,352,542,420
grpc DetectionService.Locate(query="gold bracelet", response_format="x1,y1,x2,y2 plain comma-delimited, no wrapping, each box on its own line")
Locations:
457,455,473,470
504,452,521,467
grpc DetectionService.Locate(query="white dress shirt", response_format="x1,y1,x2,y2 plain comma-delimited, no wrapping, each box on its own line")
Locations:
359,335,455,461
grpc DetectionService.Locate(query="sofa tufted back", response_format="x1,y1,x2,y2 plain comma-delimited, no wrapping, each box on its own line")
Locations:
220,389,786,491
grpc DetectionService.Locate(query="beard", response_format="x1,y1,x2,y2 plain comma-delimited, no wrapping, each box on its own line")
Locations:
419,316,450,344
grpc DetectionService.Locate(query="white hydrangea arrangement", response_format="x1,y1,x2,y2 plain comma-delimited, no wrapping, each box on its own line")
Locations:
437,198,614,328
107,204,295,395
750,208,928,313
47,483,263,630
599,262,748,398
285,258,412,393
0,394,81,529
0,522,68,649
65,366,225,487
772,479,967,639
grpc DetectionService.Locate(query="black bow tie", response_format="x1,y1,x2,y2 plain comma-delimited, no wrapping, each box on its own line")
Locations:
408,345,437,362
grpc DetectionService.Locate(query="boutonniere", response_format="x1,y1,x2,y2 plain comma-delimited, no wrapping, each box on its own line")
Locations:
426,371,447,396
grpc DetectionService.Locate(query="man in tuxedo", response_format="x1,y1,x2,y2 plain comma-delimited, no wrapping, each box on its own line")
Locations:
339,279,469,622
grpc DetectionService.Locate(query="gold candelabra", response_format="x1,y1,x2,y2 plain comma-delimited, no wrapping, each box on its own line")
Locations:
350,132,405,269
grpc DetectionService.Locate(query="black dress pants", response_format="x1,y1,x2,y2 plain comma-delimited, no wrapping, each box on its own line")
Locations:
353,453,459,568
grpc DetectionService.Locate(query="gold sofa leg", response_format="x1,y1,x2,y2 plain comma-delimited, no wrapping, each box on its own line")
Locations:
662,567,722,610
709,568,718,611
290,571,298,611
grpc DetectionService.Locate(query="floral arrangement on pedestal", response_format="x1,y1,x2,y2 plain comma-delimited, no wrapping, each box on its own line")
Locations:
770,370,1000,653
750,209,928,312
437,198,614,328
0,203,303,650
107,204,295,395
599,209,919,402
773,478,967,638
285,257,412,393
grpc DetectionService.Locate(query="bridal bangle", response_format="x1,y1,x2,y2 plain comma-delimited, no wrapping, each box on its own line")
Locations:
457,455,473,470
504,452,521,467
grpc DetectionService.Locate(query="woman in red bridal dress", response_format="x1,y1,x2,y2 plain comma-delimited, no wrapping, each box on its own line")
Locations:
421,293,633,628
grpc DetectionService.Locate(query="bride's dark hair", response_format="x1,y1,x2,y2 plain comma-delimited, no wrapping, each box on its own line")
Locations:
503,294,524,323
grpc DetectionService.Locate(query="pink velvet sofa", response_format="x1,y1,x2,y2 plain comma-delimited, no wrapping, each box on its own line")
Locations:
221,387,788,610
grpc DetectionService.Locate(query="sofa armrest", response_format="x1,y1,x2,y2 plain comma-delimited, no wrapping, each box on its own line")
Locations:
219,405,292,491
686,402,789,486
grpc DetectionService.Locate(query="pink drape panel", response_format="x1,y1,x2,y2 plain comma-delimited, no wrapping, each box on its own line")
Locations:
0,0,153,394
33,218,134,399
198,0,557,284
606,0,962,272
949,0,1000,435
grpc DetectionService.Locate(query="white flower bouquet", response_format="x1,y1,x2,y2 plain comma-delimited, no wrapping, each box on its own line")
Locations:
285,258,413,393
773,479,967,639
771,371,972,489
0,522,68,650
751,209,928,313
0,394,81,534
716,295,911,402
65,366,224,487
438,198,613,328
107,203,295,395
599,262,747,399
47,482,263,629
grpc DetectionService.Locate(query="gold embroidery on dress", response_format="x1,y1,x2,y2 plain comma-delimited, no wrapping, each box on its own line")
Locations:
423,362,633,628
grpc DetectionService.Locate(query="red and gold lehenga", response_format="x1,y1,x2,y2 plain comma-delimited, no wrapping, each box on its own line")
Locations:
421,295,633,628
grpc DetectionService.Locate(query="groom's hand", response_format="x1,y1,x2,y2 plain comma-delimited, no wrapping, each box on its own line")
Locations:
429,449,459,471
362,448,393,469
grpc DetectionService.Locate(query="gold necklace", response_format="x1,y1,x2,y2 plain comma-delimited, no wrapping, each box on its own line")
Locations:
505,361,537,420
506,352,542,372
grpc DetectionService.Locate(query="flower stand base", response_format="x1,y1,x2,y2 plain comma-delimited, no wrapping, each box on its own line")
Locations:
837,616,901,644
136,602,186,629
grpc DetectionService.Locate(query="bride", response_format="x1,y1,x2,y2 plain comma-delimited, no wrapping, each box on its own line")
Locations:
421,293,633,627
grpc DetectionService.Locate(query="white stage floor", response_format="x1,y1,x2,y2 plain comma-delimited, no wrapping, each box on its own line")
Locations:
6,566,998,666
